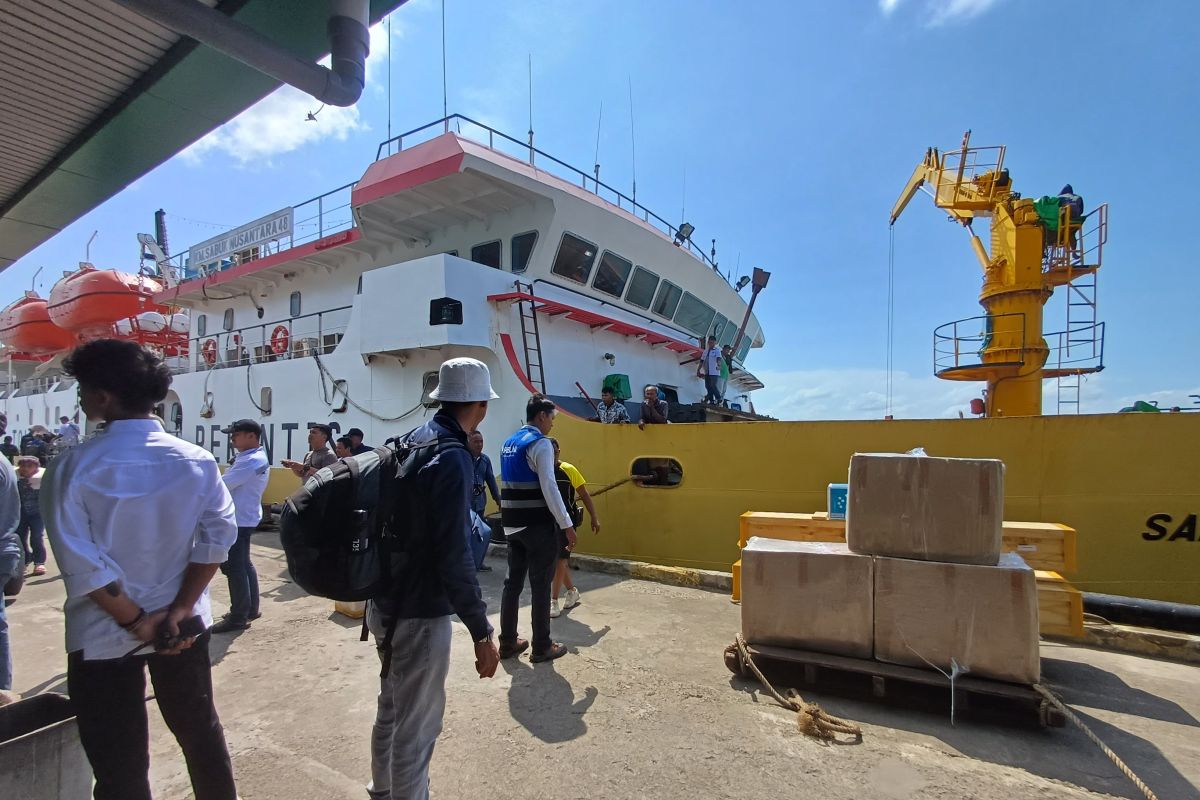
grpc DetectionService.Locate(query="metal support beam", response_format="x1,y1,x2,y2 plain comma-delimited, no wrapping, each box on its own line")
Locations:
113,0,372,107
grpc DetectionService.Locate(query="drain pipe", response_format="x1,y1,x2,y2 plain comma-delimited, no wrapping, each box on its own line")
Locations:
113,0,371,107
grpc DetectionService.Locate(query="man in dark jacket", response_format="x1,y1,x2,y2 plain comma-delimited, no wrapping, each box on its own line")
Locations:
366,357,501,800
1057,184,1084,249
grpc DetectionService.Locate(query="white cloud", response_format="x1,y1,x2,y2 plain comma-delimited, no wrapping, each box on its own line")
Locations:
181,19,400,167
880,0,1002,26
927,0,1000,25
753,365,1199,420
752,367,980,420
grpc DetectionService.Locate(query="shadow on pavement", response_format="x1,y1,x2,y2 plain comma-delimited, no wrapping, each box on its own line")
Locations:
502,657,597,744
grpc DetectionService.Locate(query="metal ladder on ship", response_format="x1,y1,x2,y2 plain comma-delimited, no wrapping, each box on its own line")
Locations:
1055,264,1100,415
513,280,546,393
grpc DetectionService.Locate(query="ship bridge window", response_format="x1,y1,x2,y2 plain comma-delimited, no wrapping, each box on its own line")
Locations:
625,267,659,309
511,231,538,273
222,309,234,331
290,291,302,317
551,232,597,284
736,331,753,362
197,314,207,337
651,280,682,320
631,457,683,488
471,240,502,269
711,314,729,343
592,250,633,297
674,292,716,337
719,317,738,348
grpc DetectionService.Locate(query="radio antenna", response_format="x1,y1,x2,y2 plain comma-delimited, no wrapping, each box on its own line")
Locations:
593,100,603,188
628,77,637,205
441,0,448,131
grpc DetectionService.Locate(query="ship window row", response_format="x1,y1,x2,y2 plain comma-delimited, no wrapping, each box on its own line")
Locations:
550,230,746,351
461,231,538,272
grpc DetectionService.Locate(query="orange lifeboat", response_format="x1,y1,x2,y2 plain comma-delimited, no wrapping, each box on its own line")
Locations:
47,266,164,339
0,293,77,354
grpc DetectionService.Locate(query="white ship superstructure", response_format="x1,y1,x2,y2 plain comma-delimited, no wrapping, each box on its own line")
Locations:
2,116,766,464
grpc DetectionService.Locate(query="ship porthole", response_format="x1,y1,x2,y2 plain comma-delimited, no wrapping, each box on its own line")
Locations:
631,457,683,488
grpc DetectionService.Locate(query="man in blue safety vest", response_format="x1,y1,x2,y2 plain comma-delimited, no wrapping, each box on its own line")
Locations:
497,394,576,663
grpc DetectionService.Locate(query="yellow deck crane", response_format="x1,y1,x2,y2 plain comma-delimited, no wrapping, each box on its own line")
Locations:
890,132,1108,417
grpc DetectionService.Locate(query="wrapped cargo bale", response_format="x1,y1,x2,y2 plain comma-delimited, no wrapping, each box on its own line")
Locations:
873,553,1039,684
847,452,1003,565
741,538,874,659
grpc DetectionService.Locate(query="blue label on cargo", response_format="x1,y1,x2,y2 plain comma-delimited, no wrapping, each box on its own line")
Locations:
828,483,848,520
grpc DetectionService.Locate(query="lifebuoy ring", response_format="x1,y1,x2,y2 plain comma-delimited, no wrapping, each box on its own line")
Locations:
270,325,290,355
201,338,218,365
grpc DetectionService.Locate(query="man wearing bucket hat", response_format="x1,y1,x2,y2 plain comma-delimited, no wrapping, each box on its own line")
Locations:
365,357,501,800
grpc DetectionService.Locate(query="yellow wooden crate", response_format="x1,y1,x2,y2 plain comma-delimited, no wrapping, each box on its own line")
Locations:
1036,571,1084,639
738,512,845,548
740,513,1076,571
1002,522,1077,574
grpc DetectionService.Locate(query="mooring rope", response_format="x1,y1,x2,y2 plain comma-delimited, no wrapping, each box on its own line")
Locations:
1033,684,1159,800
726,634,863,744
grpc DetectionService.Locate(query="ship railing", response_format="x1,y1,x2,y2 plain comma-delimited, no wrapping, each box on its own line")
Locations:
1043,203,1108,273
165,182,357,283
933,143,1007,207
181,305,353,373
1045,322,1105,373
5,374,67,398
933,313,1027,375
375,114,725,280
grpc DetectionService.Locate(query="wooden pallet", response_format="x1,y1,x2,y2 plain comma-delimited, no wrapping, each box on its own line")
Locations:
726,642,1065,728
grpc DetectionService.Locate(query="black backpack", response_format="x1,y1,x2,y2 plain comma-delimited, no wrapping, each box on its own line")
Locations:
278,433,462,602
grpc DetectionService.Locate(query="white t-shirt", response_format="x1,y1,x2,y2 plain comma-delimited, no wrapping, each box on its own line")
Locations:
57,422,80,446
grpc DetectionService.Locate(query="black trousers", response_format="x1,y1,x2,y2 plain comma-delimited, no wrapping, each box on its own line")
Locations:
499,523,558,656
67,632,236,800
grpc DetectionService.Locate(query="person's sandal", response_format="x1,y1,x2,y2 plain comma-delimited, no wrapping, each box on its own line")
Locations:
498,638,529,659
530,643,568,663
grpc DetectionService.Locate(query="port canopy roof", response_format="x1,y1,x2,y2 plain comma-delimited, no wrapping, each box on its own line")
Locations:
0,0,404,272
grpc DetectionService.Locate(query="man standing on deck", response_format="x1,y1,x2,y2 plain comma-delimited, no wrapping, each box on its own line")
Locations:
638,384,670,430
282,423,336,479
594,386,631,424
498,395,576,663
42,339,239,799
212,419,269,635
366,357,499,800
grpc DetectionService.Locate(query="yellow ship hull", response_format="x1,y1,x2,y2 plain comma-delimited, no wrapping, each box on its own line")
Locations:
548,412,1199,606
260,410,1198,605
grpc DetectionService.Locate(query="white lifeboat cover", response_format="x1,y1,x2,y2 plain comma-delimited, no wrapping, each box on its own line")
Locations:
136,311,167,332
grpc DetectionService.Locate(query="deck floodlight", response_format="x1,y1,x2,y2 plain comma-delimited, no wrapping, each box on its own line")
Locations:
674,222,695,246
735,276,751,292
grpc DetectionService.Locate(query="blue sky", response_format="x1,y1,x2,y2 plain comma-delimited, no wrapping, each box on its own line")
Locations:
3,0,1198,419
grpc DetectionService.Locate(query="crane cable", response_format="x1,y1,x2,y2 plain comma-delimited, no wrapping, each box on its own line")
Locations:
886,225,896,417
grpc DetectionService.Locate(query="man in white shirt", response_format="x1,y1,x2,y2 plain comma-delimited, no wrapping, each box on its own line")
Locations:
42,339,239,800
212,419,270,634
56,415,80,447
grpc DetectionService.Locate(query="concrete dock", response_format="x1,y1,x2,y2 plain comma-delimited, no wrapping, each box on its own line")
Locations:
6,532,1198,799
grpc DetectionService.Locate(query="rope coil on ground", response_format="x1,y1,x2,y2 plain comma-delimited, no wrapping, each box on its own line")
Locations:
1033,684,1158,800
726,634,863,744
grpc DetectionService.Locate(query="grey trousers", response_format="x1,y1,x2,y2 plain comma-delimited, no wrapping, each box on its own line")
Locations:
367,608,453,800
